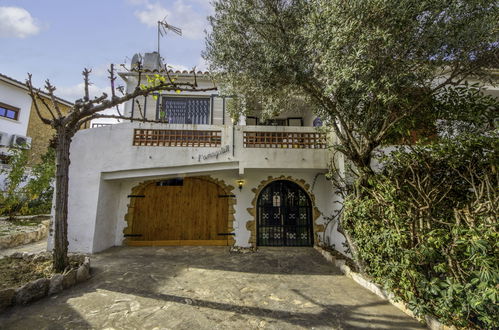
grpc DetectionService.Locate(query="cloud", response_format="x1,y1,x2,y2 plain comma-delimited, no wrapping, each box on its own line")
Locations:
56,82,125,125
56,83,111,103
133,0,209,40
0,7,40,38
196,56,208,71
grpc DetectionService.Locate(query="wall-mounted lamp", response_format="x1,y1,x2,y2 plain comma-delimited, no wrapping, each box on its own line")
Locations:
237,179,245,191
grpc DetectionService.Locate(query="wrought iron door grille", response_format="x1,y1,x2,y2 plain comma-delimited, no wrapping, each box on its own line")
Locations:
257,180,313,246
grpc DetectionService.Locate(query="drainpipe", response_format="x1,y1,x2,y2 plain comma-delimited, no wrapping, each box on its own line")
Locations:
232,122,235,157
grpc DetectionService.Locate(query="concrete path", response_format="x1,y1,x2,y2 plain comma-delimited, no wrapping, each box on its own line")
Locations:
0,246,426,329
0,238,47,257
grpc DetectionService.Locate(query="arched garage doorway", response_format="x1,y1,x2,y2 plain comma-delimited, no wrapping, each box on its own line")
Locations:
257,180,313,246
126,177,231,246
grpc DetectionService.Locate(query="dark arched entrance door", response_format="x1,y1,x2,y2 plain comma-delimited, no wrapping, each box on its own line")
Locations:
257,180,313,246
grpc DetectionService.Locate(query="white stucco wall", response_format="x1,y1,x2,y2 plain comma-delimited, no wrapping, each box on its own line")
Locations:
109,169,345,250
0,81,32,137
63,121,344,253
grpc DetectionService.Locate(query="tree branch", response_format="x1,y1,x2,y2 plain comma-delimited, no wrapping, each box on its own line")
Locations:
44,80,63,118
83,68,91,101
25,74,52,125
76,113,168,128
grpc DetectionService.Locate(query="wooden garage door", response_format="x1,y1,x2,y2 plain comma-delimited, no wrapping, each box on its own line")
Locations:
128,177,229,246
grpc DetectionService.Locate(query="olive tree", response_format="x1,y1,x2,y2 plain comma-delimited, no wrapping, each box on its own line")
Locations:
205,0,498,179
26,66,215,272
204,0,498,264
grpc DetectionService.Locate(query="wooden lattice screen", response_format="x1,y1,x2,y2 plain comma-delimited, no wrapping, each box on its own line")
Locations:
133,129,222,147
243,131,327,149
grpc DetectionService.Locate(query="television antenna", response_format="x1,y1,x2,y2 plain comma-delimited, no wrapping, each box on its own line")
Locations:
157,18,182,58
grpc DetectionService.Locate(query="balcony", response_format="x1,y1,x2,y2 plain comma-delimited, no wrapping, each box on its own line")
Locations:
133,128,223,147
77,123,331,180
131,125,327,149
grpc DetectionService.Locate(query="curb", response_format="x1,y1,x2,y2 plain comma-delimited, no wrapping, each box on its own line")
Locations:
0,253,91,312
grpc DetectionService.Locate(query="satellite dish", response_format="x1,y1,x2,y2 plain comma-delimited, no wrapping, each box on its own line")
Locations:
131,53,141,70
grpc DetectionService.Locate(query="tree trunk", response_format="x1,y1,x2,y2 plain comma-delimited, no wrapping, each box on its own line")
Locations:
52,127,72,272
335,213,365,273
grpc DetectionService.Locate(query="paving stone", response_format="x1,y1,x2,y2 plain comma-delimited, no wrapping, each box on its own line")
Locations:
0,247,426,329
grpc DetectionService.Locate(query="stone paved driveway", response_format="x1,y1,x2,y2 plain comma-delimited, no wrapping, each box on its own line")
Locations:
0,246,426,329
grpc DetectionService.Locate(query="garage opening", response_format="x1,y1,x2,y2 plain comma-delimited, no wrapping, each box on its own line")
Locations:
127,177,229,246
257,180,313,246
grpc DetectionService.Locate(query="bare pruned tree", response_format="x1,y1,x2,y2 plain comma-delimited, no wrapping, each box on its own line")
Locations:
26,62,216,272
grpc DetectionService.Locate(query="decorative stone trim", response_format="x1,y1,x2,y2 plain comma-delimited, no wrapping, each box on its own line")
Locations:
314,246,456,330
0,253,90,312
245,176,325,247
123,176,236,246
0,219,50,249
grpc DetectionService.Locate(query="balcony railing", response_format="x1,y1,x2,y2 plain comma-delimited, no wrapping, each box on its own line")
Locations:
243,131,327,149
133,129,222,147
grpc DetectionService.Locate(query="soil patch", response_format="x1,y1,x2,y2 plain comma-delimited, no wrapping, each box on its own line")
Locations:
0,254,83,290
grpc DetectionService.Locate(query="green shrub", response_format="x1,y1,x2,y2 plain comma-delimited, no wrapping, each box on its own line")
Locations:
0,148,55,217
343,134,498,329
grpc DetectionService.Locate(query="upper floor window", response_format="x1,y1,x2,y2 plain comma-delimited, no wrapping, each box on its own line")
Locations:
0,102,19,120
160,97,210,124
245,116,304,126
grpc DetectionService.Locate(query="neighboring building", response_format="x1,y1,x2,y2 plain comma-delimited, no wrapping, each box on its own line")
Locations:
0,73,74,164
62,52,346,254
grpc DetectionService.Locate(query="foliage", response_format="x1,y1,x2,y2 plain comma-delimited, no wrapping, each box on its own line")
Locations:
342,134,499,328
0,147,29,218
24,148,56,215
0,148,55,218
383,85,498,144
205,0,498,175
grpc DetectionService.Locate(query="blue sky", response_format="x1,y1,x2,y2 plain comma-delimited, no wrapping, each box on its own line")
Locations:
0,0,212,101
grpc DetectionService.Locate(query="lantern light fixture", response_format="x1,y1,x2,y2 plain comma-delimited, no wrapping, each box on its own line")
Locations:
237,179,245,191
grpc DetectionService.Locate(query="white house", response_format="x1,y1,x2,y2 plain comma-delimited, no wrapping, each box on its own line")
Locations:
0,73,72,190
61,52,347,254
0,73,35,160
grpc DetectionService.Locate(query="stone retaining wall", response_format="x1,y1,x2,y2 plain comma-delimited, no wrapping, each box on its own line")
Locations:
0,252,91,312
314,246,456,330
0,216,50,249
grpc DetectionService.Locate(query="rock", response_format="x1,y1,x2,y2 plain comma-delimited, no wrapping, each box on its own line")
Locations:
84,256,90,268
76,264,90,283
21,252,35,260
33,253,50,263
14,278,49,305
48,274,64,295
10,252,24,259
0,236,9,248
229,246,256,254
62,269,77,289
0,288,15,311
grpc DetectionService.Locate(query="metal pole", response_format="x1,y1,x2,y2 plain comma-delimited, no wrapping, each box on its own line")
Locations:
157,22,160,55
